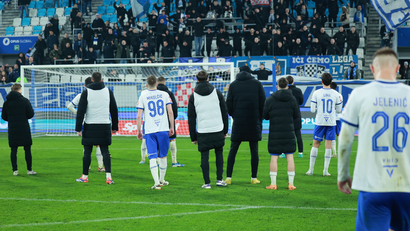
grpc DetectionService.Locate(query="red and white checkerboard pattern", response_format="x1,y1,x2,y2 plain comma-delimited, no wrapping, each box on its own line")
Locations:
174,82,196,107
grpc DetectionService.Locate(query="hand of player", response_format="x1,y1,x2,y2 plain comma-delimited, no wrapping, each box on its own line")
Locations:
137,131,143,140
77,131,82,136
224,134,227,138
192,141,197,145
338,178,352,194
169,128,174,137
112,130,117,134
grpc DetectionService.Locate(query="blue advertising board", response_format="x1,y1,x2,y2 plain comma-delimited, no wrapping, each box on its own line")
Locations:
0,36,38,55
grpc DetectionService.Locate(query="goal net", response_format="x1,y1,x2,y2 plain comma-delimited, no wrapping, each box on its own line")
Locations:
18,62,235,137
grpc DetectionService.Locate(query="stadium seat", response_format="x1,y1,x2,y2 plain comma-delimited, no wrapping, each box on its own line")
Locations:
31,17,40,26
125,5,131,10
36,1,44,8
62,0,69,7
47,8,56,17
15,26,24,35
101,14,109,22
13,18,22,27
29,9,38,18
38,8,46,17
357,48,364,59
33,25,42,35
49,75,60,83
359,37,365,48
64,7,72,16
103,0,112,6
71,75,82,83
40,17,49,25
97,6,106,15
5,27,14,36
308,1,315,7
60,75,71,83
45,0,53,8
110,14,117,23
22,17,31,26
28,1,36,9
358,59,363,69
23,26,33,35
106,6,115,14
56,8,64,16
350,8,357,16
121,0,130,5
59,16,67,25
124,74,136,82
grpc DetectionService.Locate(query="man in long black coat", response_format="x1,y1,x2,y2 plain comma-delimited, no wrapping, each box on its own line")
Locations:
225,65,266,185
263,77,298,191
1,83,36,175
286,76,304,158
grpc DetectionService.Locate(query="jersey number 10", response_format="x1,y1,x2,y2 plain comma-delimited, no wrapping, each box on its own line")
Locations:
321,99,333,113
372,111,409,152
148,100,164,117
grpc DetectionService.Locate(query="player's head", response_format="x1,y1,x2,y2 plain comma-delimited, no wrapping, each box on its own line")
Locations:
370,48,400,80
11,83,22,93
147,75,157,89
157,76,166,85
84,77,92,87
277,77,288,90
196,71,208,82
91,72,102,83
330,82,337,90
286,76,294,85
321,73,332,86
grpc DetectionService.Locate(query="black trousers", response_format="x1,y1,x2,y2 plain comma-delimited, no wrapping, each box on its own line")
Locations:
83,145,111,175
201,147,223,184
233,46,242,56
346,45,358,55
11,146,32,171
328,14,337,28
226,141,259,178
244,46,251,56
337,45,344,55
295,129,303,153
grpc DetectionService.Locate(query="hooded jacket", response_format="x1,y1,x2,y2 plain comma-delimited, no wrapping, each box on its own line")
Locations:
157,83,178,139
288,84,303,130
1,91,34,147
226,69,266,142
188,81,228,152
263,89,298,154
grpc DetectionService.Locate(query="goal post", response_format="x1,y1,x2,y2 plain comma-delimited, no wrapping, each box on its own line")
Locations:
20,62,235,137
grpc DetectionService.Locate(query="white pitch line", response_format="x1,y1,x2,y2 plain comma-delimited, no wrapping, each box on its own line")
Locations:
0,197,357,211
0,207,255,228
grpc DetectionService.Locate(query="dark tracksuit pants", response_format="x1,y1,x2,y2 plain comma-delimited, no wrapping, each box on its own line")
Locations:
201,147,223,184
295,129,303,153
226,141,259,178
82,145,111,175
11,146,32,171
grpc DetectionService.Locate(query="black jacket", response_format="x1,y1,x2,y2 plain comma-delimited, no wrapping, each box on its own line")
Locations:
180,45,192,57
157,83,178,139
162,45,175,58
1,91,34,147
347,30,360,47
251,69,272,81
188,81,228,152
75,82,119,145
263,89,298,154
217,43,233,56
227,71,266,142
288,85,303,130
333,31,347,46
327,43,341,55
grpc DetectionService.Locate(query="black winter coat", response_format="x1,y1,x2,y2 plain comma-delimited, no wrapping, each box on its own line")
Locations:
1,91,34,147
157,83,178,139
263,89,298,154
251,69,272,81
227,71,266,142
288,85,303,130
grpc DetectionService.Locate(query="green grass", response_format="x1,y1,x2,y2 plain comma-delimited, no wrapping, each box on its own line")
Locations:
0,134,358,230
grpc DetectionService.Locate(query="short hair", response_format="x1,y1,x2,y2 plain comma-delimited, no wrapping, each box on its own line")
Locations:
11,83,22,92
157,76,166,83
91,72,102,82
147,75,157,87
330,82,337,90
196,71,208,82
372,47,398,63
84,77,92,86
321,73,332,86
277,77,288,89
286,76,294,84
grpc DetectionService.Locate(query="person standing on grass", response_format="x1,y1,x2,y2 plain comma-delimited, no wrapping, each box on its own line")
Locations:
75,72,118,184
306,73,343,176
286,76,304,158
137,75,175,190
225,65,266,185
1,83,36,176
330,82,343,158
263,78,299,191
338,48,410,230
188,71,229,189
67,77,105,172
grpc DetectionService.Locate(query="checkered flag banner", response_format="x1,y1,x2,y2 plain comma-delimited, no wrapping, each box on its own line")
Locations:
296,64,326,78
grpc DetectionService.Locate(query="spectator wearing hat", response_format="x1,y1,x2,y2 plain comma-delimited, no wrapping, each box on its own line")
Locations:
400,61,410,84
343,61,362,80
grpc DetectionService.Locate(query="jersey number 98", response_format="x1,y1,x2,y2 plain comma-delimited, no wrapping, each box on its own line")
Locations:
148,100,165,117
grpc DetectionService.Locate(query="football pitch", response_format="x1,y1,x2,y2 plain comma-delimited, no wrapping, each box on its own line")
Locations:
0,134,358,230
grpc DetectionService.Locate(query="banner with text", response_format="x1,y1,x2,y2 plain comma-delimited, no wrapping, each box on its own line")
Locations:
0,36,38,55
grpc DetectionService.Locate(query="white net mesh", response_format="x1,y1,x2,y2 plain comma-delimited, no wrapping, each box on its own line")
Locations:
20,63,235,137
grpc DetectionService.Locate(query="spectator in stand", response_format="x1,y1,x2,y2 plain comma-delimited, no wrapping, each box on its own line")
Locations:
114,0,127,27
137,23,148,45
8,66,19,82
400,61,410,84
327,38,341,55
18,0,29,19
161,41,175,63
183,30,194,50
205,28,215,57
380,25,393,48
291,38,306,56
115,39,130,64
328,0,340,28
60,33,72,52
217,40,233,57
198,1,207,18
232,28,243,56
62,43,75,64
120,31,130,45
193,17,213,57
343,61,362,80
82,22,93,47
46,31,59,52
16,52,26,67
44,22,54,39
0,71,9,84
317,27,330,55
112,23,121,37
103,41,115,64
216,28,230,49
92,14,105,34
333,26,347,55
49,44,62,64
308,38,322,56
104,29,116,45
244,28,256,56
340,4,350,29
180,41,192,57
77,45,85,64
74,33,86,54
146,29,156,53
353,5,365,24
251,64,272,81
128,28,141,58
289,14,311,32
73,12,83,30
26,57,36,65
148,10,158,31
274,41,287,55
260,27,270,55
157,10,168,25
87,47,97,64
212,0,223,18
236,0,245,18
346,26,360,55
154,1,169,15
82,0,92,16
91,32,103,63
176,0,186,11
70,4,80,32
139,41,154,60
33,35,46,65
223,0,233,18
156,18,168,52
50,15,60,37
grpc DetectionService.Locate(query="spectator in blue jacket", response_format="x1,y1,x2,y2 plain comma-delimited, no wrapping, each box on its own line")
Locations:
353,5,365,24
73,33,87,53
46,30,59,52
8,66,20,82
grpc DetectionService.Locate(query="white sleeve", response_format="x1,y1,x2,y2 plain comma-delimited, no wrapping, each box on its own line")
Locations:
165,92,172,105
341,90,359,127
136,95,144,110
335,93,343,114
310,91,317,113
67,102,77,115
66,93,81,115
